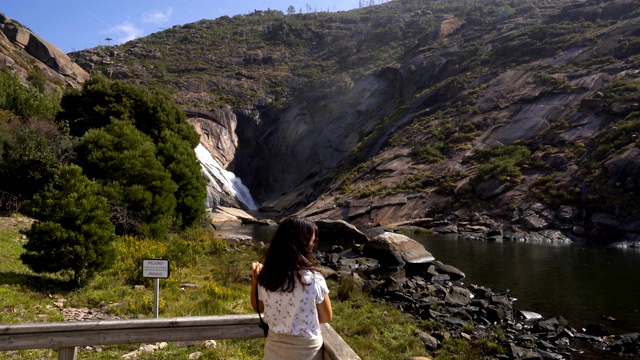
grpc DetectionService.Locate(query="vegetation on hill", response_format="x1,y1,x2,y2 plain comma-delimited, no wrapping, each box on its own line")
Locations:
69,0,640,233
0,69,207,286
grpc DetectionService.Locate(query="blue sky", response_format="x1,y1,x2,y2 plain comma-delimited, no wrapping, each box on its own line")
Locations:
1,1,359,53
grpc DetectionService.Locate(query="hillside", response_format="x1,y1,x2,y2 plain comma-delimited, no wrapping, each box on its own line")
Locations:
0,13,88,89
64,0,640,245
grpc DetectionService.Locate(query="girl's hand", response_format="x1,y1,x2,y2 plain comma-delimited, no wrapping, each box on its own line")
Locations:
251,262,263,278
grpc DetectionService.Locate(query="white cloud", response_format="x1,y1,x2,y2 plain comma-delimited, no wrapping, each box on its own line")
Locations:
101,21,143,44
142,8,173,25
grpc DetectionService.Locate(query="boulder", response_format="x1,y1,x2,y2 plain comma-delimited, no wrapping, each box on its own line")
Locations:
362,232,435,267
522,214,549,230
1,23,30,46
444,286,472,306
604,147,640,188
207,208,243,228
518,310,543,321
414,330,439,352
486,229,503,242
587,212,623,238
430,261,465,281
556,205,583,223
315,219,369,244
217,206,257,223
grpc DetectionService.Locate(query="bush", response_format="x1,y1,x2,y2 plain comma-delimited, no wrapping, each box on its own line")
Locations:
204,281,232,300
472,144,532,184
0,118,72,200
0,69,62,120
411,142,445,163
21,165,115,287
111,236,169,285
593,113,640,159
601,78,640,106
59,76,206,231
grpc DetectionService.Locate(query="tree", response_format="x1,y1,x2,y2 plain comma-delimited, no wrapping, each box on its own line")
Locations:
21,165,115,287
0,69,62,120
157,130,206,228
75,119,178,238
57,76,206,231
0,118,73,200
57,76,198,146
287,5,296,15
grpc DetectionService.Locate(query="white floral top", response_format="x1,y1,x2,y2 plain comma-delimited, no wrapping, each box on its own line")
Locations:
258,270,329,339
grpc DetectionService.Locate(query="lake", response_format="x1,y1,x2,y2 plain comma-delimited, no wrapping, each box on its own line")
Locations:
412,233,640,335
216,226,640,335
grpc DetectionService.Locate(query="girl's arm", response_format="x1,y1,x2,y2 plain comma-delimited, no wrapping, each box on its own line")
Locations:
250,262,264,312
317,295,333,323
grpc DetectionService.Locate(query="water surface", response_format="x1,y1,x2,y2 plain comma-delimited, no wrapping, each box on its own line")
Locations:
412,233,640,335
216,226,640,334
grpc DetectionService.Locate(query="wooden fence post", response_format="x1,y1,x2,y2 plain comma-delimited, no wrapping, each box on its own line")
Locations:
57,347,77,360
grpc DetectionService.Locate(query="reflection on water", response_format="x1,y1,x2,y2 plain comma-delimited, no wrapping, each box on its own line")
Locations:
410,233,640,335
216,226,640,334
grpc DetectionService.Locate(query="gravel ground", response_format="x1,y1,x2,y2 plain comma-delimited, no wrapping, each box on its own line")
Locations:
0,213,34,236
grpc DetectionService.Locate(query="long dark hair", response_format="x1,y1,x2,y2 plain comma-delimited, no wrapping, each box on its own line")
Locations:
257,216,318,292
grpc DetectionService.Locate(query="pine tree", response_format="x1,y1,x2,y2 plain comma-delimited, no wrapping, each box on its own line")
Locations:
157,130,206,228
58,76,206,232
21,165,115,287
75,120,178,238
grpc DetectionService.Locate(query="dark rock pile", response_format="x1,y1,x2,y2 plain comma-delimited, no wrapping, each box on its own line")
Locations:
316,231,640,359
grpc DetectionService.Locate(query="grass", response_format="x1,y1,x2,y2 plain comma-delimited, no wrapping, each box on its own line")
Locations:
0,214,432,359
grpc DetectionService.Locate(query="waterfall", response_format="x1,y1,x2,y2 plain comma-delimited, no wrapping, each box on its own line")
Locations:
195,144,258,210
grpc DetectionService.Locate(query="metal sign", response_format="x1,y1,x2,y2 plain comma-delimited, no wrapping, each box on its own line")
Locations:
142,259,170,279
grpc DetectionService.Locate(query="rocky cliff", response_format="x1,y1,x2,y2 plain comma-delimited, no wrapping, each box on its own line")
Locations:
0,12,89,89
72,0,640,246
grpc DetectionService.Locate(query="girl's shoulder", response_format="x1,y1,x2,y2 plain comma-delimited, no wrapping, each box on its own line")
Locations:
300,269,326,282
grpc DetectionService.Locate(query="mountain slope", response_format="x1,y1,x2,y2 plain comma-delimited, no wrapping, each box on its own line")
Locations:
0,12,88,89
74,0,640,244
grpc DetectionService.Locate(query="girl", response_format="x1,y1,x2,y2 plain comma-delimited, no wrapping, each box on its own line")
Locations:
251,216,333,360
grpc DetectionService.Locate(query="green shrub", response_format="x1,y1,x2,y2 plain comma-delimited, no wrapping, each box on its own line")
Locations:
75,120,178,238
59,76,206,231
204,280,232,300
411,142,445,163
0,69,62,120
126,294,166,314
472,144,532,184
21,165,115,287
0,118,72,200
112,235,168,285
420,319,445,332
529,174,581,208
435,338,481,360
593,113,640,158
601,78,640,106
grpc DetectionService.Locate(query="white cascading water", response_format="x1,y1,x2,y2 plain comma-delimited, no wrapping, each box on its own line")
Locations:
195,144,258,210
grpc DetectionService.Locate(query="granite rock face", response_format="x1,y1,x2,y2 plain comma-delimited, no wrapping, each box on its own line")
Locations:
0,13,88,88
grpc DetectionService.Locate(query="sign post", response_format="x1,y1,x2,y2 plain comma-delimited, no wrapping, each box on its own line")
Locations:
142,259,170,318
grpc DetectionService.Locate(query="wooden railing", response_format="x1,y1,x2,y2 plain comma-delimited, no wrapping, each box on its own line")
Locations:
0,314,360,360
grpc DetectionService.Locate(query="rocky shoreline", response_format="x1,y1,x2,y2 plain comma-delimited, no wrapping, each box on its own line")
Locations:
309,226,640,359
373,201,640,250
209,208,640,358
